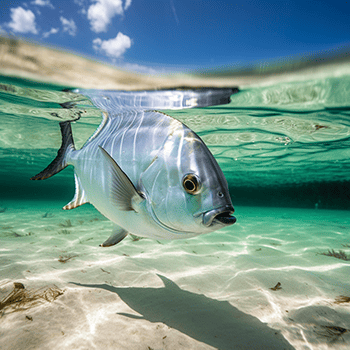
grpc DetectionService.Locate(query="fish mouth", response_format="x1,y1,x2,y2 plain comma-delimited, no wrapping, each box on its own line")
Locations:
202,205,236,227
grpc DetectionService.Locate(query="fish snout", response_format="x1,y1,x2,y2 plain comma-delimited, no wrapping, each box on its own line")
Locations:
202,205,236,227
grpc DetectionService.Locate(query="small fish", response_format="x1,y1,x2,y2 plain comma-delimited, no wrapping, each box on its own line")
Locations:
31,91,236,246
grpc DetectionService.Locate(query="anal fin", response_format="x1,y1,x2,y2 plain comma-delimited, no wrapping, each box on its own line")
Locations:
63,173,88,210
100,224,128,247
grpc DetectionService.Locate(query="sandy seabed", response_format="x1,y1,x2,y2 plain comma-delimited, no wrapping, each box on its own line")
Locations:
0,200,350,350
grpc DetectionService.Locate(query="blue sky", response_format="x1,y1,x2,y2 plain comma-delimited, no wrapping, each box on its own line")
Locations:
0,0,349,74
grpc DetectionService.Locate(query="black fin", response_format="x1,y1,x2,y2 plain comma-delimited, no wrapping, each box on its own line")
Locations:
30,121,75,180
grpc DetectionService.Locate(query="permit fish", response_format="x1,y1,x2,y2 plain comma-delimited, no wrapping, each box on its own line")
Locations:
31,89,236,246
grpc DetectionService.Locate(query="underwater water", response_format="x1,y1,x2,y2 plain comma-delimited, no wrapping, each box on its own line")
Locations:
0,72,350,350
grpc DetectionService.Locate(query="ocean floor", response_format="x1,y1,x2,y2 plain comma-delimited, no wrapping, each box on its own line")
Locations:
1,201,350,350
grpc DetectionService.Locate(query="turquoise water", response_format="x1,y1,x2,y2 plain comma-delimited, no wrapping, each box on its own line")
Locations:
1,73,350,350
1,74,350,208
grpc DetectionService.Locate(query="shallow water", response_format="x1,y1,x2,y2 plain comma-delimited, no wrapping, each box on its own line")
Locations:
1,74,350,208
0,72,350,350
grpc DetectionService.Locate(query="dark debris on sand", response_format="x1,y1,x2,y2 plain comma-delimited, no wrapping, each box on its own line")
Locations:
0,282,64,315
315,325,349,343
42,212,54,218
270,282,282,291
320,249,350,261
334,295,350,304
58,219,73,228
58,254,77,263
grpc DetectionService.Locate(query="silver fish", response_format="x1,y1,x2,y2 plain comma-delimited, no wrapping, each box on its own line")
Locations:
31,89,236,246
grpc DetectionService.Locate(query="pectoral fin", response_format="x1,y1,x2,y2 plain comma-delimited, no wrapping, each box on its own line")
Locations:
99,146,144,211
100,224,128,247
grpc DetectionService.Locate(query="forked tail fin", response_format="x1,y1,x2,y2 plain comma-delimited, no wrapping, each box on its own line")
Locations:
30,121,75,180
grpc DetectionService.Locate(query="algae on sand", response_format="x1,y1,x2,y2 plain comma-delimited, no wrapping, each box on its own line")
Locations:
321,249,350,261
0,282,64,315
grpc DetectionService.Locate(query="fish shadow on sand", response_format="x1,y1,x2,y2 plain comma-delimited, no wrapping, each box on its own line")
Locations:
72,275,294,350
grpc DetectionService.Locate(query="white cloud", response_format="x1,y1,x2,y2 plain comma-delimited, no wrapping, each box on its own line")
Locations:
74,0,88,15
170,0,179,25
93,32,131,58
31,0,54,8
124,0,132,10
43,27,59,38
8,7,38,34
121,63,166,75
87,0,124,33
60,17,77,36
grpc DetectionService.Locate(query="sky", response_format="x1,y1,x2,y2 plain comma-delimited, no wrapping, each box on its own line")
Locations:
0,0,349,74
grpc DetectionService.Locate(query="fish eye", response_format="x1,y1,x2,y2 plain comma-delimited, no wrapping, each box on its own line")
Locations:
182,174,201,195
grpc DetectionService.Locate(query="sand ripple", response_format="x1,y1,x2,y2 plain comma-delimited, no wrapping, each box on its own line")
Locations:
1,201,350,349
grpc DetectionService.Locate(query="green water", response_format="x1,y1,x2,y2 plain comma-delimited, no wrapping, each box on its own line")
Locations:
0,74,349,209
1,72,350,349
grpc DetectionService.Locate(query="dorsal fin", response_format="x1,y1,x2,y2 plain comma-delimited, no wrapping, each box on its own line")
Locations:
83,111,108,146
30,121,75,180
63,173,88,210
